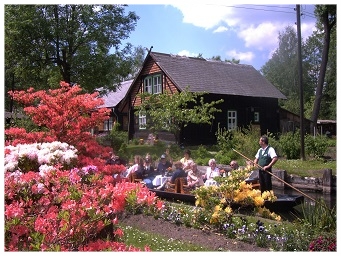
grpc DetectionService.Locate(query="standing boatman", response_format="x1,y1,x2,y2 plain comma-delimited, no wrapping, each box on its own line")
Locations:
254,135,278,193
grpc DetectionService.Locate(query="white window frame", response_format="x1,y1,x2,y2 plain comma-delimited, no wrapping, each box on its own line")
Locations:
139,111,147,130
104,116,113,131
254,112,260,122
144,77,152,94
227,110,237,130
153,75,162,94
144,74,162,94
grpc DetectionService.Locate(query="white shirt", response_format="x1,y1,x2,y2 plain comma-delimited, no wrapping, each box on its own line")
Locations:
180,157,194,172
205,166,220,180
255,146,277,159
125,164,138,177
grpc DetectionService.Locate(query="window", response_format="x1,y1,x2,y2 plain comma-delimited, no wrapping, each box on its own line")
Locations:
254,112,260,122
144,74,162,94
104,117,113,131
144,77,152,94
227,110,237,130
139,111,146,130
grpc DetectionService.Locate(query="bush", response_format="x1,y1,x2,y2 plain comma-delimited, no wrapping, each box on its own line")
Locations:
278,131,301,159
215,124,261,164
308,235,336,251
304,134,328,159
108,123,128,152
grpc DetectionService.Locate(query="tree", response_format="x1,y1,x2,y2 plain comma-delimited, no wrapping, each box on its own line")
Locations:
260,26,315,115
5,81,112,165
136,88,224,144
303,21,336,120
310,5,336,127
210,55,240,64
4,4,139,107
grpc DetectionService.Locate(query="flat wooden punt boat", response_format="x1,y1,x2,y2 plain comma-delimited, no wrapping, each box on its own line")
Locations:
148,188,304,212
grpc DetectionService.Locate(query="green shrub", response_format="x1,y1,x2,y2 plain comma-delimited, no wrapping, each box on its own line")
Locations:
215,123,261,163
298,198,336,232
214,150,235,165
278,131,301,159
304,134,328,159
231,125,260,159
108,123,128,152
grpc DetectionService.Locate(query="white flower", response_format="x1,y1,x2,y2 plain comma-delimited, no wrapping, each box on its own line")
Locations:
37,183,45,194
39,164,56,177
4,141,78,174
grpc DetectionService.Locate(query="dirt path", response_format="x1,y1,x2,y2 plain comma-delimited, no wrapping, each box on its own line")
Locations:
119,213,269,251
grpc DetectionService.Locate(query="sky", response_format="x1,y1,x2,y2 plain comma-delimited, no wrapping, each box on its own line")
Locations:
121,1,318,70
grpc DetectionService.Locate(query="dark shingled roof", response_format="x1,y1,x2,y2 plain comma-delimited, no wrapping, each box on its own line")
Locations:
99,79,133,108
150,52,286,99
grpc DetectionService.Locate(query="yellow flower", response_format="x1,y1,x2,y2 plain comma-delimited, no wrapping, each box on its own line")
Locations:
214,205,222,212
253,196,265,207
275,215,282,221
210,212,219,224
224,206,232,214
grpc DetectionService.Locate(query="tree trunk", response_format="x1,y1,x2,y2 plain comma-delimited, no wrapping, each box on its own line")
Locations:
310,9,335,134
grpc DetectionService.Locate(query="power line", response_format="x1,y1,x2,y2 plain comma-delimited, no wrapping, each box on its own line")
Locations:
206,4,316,19
218,4,296,14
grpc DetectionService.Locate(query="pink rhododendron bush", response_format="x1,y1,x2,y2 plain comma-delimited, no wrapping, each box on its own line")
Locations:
4,141,164,251
4,82,164,251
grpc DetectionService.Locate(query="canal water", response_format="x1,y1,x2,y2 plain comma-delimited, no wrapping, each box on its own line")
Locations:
273,187,336,209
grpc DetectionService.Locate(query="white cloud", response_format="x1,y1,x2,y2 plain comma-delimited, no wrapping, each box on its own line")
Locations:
226,49,255,63
170,3,316,50
213,26,228,33
300,22,317,40
238,22,281,51
177,50,198,57
170,3,234,29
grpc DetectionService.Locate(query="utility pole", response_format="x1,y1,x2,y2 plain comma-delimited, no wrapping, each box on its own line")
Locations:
296,4,306,160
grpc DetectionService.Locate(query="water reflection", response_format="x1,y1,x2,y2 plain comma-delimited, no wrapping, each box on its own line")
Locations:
274,188,336,209
272,188,336,222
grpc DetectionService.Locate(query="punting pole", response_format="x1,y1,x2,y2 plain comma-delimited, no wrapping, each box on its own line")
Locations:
232,148,318,203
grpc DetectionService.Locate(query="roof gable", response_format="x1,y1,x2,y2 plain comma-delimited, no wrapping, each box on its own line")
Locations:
99,79,133,108
150,52,286,99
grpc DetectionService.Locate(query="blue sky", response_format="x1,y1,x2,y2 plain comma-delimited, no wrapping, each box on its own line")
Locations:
122,2,318,70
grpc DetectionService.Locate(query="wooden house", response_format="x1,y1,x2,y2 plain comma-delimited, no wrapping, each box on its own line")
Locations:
95,79,133,134
110,51,287,145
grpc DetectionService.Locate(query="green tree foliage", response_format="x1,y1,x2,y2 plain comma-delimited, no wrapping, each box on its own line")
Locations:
261,5,336,123
5,4,139,109
136,88,224,144
210,55,240,64
260,26,315,115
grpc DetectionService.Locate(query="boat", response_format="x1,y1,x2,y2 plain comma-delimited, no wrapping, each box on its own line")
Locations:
149,188,304,212
147,170,304,212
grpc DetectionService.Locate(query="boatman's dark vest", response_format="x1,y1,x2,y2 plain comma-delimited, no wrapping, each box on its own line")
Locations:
258,146,272,167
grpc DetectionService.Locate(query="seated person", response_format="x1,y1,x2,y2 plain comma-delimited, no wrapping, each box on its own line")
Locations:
157,161,187,190
125,155,144,180
223,160,239,176
230,160,239,170
202,158,220,186
106,152,127,166
165,147,173,165
156,154,172,176
180,149,194,173
142,153,158,188
187,163,204,188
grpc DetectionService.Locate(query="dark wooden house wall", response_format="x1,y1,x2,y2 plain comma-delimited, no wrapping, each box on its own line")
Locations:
278,108,311,134
181,94,281,145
